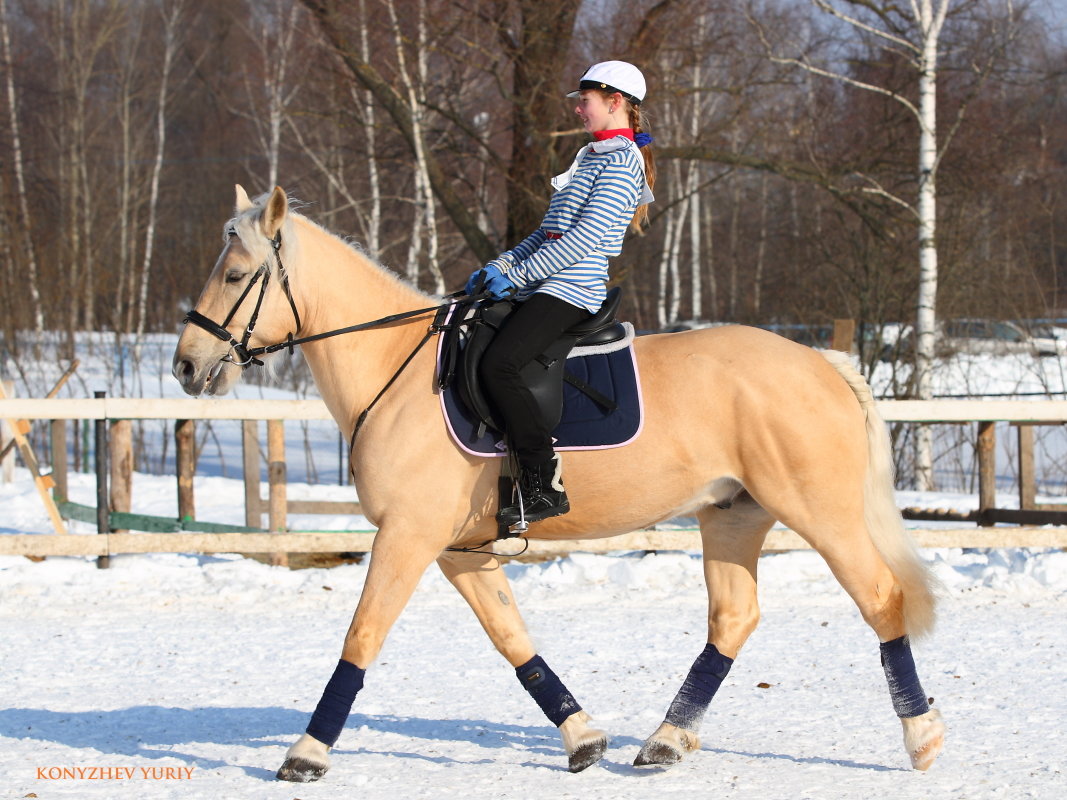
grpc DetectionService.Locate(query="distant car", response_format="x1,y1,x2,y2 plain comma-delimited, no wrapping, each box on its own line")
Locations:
940,319,1056,356
1015,322,1067,357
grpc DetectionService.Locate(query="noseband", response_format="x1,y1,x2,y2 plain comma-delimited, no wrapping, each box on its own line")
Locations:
183,230,302,367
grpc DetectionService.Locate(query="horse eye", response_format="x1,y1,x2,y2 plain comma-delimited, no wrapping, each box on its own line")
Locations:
225,270,246,284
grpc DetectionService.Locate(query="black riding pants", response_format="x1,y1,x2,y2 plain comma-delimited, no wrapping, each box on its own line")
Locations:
480,293,592,466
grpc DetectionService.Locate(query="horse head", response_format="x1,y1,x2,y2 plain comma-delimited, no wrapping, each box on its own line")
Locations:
172,185,301,396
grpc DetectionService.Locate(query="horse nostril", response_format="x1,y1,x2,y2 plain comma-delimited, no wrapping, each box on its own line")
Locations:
174,359,194,383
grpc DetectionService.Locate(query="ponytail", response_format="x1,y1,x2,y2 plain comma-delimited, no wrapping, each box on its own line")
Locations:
628,102,655,232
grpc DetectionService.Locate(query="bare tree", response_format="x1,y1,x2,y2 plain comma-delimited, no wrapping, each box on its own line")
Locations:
752,0,1018,488
136,0,188,341
1,0,44,334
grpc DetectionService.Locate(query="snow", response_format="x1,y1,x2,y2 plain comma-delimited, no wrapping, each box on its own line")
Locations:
1,334,1066,797
1,543,1064,798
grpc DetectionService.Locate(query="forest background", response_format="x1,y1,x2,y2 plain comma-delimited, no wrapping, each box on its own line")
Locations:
0,0,1065,381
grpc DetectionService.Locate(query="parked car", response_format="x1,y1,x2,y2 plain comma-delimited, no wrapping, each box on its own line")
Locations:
940,318,1058,356
1015,322,1067,357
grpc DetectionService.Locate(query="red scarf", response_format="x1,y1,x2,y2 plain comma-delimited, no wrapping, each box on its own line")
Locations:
593,128,634,141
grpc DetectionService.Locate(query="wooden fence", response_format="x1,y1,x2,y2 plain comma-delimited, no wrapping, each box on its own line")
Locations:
2,396,1067,560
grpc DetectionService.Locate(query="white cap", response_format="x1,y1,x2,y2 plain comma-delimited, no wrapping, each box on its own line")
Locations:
566,61,646,105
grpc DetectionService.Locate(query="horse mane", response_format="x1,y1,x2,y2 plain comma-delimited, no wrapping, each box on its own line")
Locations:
225,191,435,302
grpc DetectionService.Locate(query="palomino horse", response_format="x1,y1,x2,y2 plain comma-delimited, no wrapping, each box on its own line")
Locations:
173,186,945,781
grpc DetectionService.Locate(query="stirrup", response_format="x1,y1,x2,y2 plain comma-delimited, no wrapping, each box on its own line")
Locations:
507,475,529,535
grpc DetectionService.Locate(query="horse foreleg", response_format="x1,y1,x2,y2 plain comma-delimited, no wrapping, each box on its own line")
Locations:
277,531,443,782
636,501,769,767
437,549,608,772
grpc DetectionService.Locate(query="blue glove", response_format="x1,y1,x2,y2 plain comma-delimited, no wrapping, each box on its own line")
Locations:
464,267,485,295
466,264,516,299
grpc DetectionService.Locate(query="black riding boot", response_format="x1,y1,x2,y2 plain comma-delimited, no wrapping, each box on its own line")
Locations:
497,455,570,525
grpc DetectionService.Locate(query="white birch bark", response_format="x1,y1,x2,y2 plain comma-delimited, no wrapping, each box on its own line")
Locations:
687,163,702,320
0,0,44,333
388,0,443,292
656,210,675,329
912,0,950,490
356,0,381,257
135,1,181,342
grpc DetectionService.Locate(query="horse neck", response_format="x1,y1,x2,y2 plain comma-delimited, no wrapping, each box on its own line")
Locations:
291,218,434,439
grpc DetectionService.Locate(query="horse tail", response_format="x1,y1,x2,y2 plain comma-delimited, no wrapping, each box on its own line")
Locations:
820,350,939,639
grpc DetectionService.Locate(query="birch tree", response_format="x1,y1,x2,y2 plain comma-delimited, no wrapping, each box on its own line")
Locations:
753,0,1017,489
135,0,186,341
387,0,444,292
233,0,301,189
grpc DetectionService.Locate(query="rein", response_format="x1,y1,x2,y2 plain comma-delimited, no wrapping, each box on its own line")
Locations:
184,244,524,554
182,228,488,441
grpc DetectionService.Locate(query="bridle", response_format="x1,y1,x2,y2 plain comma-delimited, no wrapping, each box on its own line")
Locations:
182,237,521,555
183,229,302,367
182,224,487,438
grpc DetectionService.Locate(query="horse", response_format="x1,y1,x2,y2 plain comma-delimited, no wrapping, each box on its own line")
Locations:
172,185,946,781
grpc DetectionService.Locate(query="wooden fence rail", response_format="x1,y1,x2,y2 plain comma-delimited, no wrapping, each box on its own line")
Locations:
2,397,1067,559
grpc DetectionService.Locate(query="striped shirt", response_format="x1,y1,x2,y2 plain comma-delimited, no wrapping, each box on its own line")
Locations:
488,135,651,313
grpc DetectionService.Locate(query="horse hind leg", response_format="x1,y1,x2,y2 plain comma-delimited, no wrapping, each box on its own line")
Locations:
636,494,772,767
751,465,945,771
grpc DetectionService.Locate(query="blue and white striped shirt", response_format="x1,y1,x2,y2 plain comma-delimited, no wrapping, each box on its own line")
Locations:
488,135,651,313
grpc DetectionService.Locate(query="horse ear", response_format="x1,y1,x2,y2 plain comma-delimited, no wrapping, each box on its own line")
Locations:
234,184,253,213
263,186,288,238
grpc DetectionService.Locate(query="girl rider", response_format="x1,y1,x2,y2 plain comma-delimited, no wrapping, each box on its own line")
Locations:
465,60,656,526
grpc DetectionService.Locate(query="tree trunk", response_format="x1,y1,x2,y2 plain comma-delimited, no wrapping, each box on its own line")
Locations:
136,2,180,340
0,0,44,334
913,0,949,490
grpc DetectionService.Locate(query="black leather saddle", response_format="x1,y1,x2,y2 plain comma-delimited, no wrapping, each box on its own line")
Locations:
438,287,626,435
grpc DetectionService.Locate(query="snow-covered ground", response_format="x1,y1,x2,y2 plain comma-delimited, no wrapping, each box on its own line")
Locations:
2,334,1066,797
1,538,1064,799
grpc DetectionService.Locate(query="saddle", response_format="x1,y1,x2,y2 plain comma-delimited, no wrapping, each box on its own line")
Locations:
438,287,626,436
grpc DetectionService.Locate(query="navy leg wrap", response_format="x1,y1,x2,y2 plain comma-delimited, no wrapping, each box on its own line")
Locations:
305,659,365,747
880,635,929,718
664,643,734,731
515,655,581,727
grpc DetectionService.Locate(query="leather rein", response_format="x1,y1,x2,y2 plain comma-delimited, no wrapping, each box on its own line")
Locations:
181,228,483,441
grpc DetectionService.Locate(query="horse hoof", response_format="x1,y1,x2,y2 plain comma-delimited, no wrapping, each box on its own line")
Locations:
568,733,608,773
276,757,328,782
902,707,945,771
559,711,609,772
634,740,683,767
634,721,699,768
276,733,331,782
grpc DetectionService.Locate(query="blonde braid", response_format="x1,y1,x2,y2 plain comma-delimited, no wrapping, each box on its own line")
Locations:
629,103,655,232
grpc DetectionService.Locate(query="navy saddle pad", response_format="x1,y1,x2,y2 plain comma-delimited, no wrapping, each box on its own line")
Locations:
438,331,644,457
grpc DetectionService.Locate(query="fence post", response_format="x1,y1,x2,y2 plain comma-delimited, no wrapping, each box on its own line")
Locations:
832,319,856,353
0,380,13,483
109,420,133,533
977,421,996,527
267,419,288,567
94,391,109,569
175,419,196,523
1017,423,1035,511
242,420,261,529
50,419,68,501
